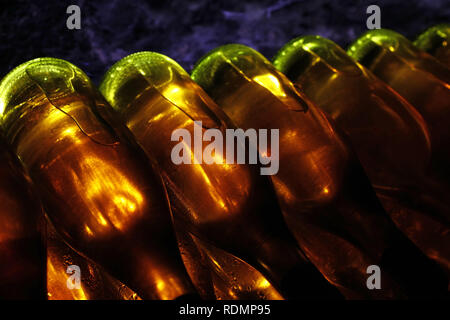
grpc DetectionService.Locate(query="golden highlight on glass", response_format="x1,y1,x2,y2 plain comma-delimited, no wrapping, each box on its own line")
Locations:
175,224,283,300
191,44,448,298
46,218,140,300
99,52,340,299
272,35,450,280
0,58,197,300
1,25,448,300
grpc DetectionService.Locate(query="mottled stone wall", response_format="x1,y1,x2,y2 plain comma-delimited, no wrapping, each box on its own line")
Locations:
0,0,448,83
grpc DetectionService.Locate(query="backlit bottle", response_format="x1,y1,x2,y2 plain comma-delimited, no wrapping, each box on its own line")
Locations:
191,44,448,298
0,134,46,299
414,24,450,67
348,29,450,187
99,52,341,299
0,58,197,300
273,35,450,280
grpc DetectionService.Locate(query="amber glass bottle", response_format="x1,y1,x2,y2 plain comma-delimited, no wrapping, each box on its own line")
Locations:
273,35,450,281
100,52,341,299
0,133,46,299
0,58,197,300
192,44,448,298
348,29,450,187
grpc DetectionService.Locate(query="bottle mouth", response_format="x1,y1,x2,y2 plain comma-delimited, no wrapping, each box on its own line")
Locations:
414,24,450,55
191,43,272,94
0,58,90,121
273,35,362,81
348,29,450,86
191,44,313,113
347,29,419,67
100,51,187,111
99,51,224,129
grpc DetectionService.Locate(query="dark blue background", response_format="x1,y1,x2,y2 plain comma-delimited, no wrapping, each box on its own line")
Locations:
0,0,448,83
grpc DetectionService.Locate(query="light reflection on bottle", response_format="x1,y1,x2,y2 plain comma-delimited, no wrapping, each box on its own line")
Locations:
175,222,283,300
191,44,448,298
99,52,342,299
273,35,450,282
348,29,450,188
0,58,197,300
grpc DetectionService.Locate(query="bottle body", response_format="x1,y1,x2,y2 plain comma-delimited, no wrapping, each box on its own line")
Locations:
192,44,448,298
414,24,450,67
99,52,341,299
47,218,141,300
273,36,450,279
0,58,196,300
0,135,46,299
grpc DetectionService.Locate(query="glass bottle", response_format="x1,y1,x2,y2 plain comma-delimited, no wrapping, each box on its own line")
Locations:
99,52,341,299
0,58,197,300
192,44,448,298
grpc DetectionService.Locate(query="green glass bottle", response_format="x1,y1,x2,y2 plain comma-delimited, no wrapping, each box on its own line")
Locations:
0,58,197,300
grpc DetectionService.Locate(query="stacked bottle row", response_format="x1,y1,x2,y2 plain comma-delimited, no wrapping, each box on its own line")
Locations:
0,24,448,300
